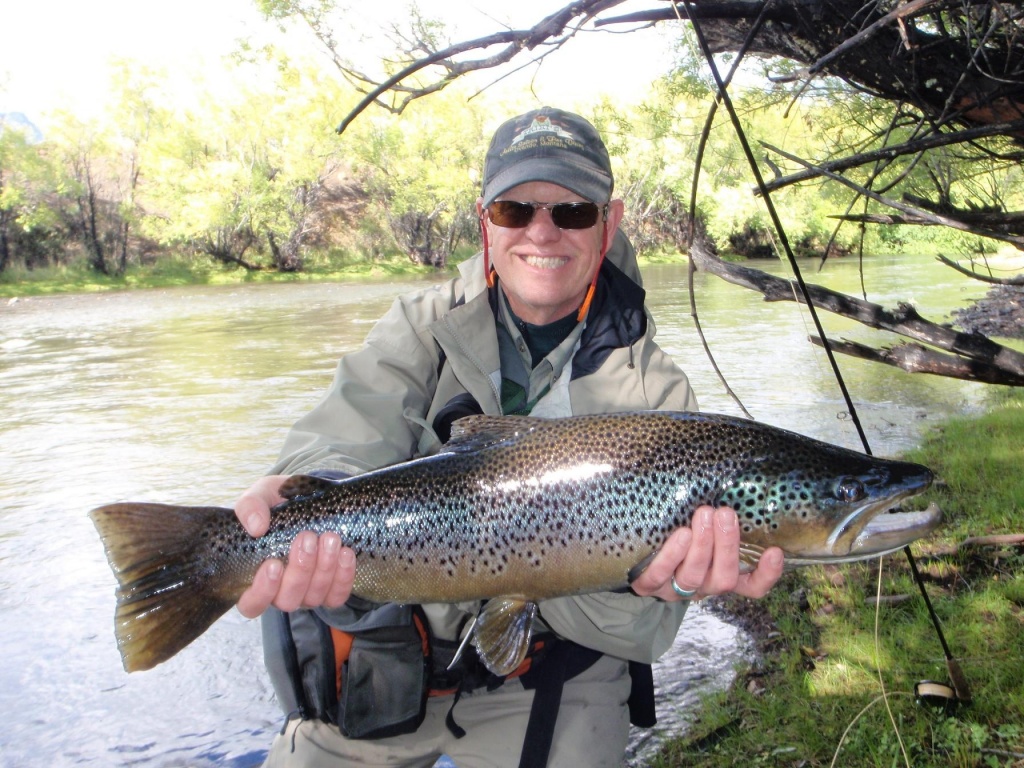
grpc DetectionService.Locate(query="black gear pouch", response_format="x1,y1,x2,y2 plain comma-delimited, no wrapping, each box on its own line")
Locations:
336,622,430,739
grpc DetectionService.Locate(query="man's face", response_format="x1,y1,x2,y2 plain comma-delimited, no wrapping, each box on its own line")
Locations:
478,181,624,325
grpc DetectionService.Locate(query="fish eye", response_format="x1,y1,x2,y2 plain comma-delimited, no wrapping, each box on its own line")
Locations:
834,477,865,503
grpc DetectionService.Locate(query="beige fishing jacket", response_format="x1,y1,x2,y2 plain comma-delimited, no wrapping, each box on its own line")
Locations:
270,233,698,666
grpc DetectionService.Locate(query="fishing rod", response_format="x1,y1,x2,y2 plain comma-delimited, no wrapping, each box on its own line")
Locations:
673,2,970,706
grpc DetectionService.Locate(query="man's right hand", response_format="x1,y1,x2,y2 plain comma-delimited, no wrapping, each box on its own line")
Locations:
234,475,356,619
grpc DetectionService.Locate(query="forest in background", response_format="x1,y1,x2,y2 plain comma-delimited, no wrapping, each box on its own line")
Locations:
3,25,1020,282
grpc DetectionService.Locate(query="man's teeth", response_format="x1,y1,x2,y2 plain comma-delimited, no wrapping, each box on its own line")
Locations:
524,255,566,269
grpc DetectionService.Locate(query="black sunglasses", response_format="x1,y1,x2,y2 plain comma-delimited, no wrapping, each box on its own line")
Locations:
487,200,606,230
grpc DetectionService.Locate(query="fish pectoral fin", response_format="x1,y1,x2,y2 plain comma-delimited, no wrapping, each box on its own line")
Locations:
470,597,538,677
278,474,343,500
738,543,766,574
627,551,658,584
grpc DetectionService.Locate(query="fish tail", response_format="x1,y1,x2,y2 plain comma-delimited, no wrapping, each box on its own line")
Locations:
89,502,239,673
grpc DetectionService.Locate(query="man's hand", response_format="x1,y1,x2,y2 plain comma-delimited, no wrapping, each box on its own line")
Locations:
630,505,783,602
234,475,356,618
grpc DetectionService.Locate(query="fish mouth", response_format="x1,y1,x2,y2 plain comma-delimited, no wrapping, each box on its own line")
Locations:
847,501,943,558
781,499,942,568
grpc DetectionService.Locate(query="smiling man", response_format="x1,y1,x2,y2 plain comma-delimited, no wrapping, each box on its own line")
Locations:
234,107,784,768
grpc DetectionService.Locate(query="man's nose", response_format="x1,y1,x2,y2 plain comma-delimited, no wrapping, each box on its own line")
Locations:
524,206,561,241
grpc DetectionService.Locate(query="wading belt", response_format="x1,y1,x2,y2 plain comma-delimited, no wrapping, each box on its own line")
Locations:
329,624,651,768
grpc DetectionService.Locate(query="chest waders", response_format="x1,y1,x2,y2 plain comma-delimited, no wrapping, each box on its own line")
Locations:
261,257,658,765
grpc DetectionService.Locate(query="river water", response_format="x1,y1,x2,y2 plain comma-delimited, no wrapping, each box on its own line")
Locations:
0,255,998,767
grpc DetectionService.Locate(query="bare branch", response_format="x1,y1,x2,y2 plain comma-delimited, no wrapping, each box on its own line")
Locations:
764,142,1024,249
336,1,627,134
810,336,1024,386
759,119,1024,194
936,254,1024,286
688,230,1024,381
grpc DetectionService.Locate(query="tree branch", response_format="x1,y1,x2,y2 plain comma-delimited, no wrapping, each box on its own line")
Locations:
936,254,1024,286
759,120,1024,194
688,229,1024,381
335,1,626,135
764,142,1024,249
809,336,1024,386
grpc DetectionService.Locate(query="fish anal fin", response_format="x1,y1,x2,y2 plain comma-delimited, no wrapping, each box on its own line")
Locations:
471,597,538,677
443,415,542,453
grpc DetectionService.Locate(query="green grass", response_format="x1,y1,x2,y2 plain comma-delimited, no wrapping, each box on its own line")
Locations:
0,246,690,299
654,389,1024,767
0,252,463,299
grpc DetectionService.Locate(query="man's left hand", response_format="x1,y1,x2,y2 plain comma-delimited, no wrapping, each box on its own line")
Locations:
630,505,784,602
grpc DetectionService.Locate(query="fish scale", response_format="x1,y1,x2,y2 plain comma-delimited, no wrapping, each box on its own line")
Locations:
90,410,940,674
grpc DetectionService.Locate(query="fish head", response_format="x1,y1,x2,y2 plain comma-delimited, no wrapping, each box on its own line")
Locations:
714,442,940,569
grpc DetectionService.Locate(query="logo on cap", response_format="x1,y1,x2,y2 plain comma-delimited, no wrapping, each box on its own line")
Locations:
511,115,577,146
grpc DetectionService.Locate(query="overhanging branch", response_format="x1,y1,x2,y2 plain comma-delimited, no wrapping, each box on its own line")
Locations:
764,142,1024,249
810,337,1024,386
688,229,1024,383
335,1,626,135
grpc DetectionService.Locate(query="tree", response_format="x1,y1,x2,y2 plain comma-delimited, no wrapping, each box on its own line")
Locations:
342,89,488,267
0,116,59,272
48,118,125,276
143,54,356,271
45,64,162,278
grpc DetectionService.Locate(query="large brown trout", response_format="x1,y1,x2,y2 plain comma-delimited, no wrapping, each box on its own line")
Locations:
91,411,941,675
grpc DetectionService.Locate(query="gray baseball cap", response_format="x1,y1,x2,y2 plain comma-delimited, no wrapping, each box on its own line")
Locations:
481,107,614,206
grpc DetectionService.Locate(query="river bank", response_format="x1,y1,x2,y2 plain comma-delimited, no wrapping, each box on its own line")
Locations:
952,284,1024,340
655,389,1024,767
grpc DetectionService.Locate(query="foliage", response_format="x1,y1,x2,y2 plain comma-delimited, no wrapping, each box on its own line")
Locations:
141,52,356,271
342,88,490,267
3,4,1021,281
0,117,60,271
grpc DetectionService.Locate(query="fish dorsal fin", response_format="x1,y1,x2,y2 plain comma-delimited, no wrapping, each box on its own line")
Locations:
442,415,543,454
470,597,538,676
278,474,341,501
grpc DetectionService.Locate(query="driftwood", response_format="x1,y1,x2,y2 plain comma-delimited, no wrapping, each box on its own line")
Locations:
688,231,1024,385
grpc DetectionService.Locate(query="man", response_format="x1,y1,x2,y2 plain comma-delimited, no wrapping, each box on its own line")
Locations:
234,107,784,767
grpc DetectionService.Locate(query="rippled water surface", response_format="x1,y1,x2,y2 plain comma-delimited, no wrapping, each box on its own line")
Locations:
0,256,995,766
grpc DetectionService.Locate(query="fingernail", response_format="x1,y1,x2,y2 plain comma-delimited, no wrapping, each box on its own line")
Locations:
246,513,262,535
266,560,283,581
302,534,318,554
339,548,355,568
322,534,340,553
701,506,714,530
717,508,737,532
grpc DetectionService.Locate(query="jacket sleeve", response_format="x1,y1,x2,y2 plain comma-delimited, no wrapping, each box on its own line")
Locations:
269,296,441,476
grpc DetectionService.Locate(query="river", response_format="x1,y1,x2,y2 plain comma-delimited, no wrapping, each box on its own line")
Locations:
0,254,997,767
